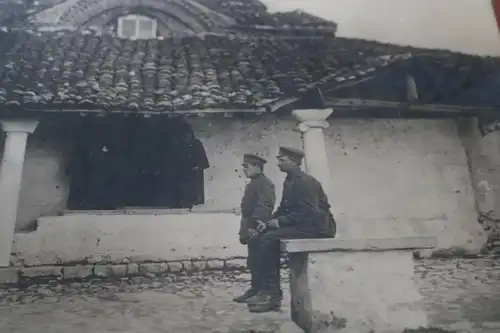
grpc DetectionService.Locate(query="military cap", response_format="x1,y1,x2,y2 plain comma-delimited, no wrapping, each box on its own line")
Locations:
277,146,305,164
243,153,267,165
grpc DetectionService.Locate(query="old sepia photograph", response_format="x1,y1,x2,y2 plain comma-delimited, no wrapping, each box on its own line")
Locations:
0,0,500,332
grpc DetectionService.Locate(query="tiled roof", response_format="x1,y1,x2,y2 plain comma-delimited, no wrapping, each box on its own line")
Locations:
0,29,496,112
197,0,336,29
0,0,51,26
0,2,26,26
448,70,500,107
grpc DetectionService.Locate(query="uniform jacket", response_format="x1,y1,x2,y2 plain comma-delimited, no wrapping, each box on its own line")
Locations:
239,173,276,241
273,167,336,237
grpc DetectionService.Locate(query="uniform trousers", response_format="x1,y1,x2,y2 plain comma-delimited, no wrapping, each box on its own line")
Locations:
250,226,315,296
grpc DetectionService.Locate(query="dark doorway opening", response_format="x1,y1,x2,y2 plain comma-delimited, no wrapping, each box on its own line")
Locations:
66,116,209,210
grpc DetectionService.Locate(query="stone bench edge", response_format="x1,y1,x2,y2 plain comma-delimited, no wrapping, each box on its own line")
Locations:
281,236,438,253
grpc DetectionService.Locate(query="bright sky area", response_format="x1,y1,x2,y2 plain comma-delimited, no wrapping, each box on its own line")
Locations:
263,0,500,56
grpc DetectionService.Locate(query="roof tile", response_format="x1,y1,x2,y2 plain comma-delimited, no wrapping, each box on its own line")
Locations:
0,29,496,112
197,0,336,29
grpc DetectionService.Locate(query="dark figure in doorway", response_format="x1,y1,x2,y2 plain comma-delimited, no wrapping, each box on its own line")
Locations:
66,118,124,210
233,153,275,304
174,127,210,208
246,146,337,313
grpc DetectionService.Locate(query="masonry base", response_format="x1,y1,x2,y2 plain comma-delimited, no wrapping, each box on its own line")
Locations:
3,248,496,287
0,257,289,286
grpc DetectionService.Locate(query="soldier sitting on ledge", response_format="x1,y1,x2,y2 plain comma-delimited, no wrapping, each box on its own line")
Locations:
247,146,337,313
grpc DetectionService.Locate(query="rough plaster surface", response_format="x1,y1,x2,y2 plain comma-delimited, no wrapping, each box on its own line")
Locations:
307,251,427,333
11,123,70,231
12,213,246,266
459,118,500,221
17,145,69,230
9,117,488,264
324,119,485,251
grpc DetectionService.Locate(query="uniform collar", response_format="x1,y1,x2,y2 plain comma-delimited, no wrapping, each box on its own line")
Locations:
250,172,264,179
285,167,302,179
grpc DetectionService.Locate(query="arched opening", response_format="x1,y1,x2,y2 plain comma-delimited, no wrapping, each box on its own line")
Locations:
66,116,210,210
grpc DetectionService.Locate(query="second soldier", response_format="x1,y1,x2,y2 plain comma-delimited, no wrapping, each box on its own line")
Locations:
233,153,276,303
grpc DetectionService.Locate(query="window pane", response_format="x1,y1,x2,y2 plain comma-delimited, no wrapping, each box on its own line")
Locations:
121,19,136,37
138,19,155,38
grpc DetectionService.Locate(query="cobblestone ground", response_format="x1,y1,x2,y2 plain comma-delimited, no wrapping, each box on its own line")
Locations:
0,258,499,333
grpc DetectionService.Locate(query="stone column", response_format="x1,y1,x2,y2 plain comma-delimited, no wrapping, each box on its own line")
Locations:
0,119,38,267
292,109,333,188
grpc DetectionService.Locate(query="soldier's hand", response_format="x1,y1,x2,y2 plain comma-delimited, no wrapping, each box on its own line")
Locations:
267,219,280,229
239,236,249,245
256,221,267,233
248,228,258,238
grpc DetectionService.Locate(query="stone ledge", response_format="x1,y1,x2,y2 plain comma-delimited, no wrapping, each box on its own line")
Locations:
413,247,482,260
1,257,285,286
282,237,438,253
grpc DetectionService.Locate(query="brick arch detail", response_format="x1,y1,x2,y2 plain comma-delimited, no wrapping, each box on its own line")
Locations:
58,0,234,32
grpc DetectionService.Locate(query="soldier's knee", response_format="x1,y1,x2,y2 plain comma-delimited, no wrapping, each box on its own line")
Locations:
259,231,279,245
248,236,261,247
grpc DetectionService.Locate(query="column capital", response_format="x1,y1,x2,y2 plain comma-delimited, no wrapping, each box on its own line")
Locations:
292,108,333,122
1,119,39,134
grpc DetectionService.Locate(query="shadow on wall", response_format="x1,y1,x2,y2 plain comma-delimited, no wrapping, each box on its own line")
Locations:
65,117,209,211
16,118,75,231
458,117,500,251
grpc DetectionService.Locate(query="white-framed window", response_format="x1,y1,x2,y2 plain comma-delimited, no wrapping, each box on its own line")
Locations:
117,14,157,39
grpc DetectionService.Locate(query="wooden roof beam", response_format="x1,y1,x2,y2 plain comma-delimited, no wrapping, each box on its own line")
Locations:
324,98,496,115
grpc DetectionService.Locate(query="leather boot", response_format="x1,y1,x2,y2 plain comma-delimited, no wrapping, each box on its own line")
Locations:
232,288,259,303
247,289,282,304
247,292,282,313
